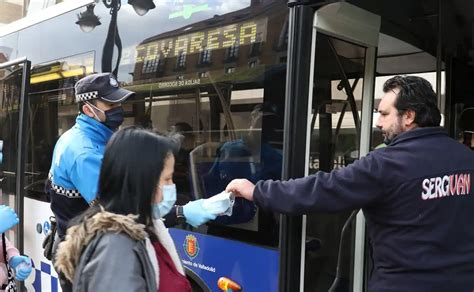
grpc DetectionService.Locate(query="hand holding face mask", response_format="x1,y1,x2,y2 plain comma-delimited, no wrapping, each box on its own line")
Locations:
202,191,235,216
183,199,217,227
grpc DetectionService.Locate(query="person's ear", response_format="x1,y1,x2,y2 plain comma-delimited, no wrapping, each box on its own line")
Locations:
82,103,95,118
404,110,416,127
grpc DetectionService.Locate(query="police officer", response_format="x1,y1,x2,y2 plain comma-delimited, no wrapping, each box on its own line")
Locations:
226,76,474,291
48,73,133,241
48,74,214,286
47,73,134,291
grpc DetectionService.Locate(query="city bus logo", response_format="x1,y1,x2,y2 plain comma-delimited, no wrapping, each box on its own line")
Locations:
184,234,199,260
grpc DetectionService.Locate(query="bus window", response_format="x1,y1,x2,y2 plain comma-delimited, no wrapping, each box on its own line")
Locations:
116,2,287,289
24,52,94,202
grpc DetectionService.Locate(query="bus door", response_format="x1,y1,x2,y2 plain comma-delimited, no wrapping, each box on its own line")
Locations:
302,3,379,292
0,57,31,282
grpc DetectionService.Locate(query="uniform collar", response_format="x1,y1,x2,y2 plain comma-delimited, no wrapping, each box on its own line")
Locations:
390,127,448,146
76,114,114,144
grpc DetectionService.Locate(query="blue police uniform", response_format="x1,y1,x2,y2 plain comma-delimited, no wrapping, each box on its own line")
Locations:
253,127,474,291
48,114,113,237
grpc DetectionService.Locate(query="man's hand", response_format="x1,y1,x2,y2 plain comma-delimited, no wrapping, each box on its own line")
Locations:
0,205,19,234
225,179,255,201
183,199,217,228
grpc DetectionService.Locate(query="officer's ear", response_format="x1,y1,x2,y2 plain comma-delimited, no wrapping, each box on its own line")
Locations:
82,102,95,119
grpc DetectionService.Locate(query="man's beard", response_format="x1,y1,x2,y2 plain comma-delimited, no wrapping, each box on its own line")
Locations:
383,117,403,145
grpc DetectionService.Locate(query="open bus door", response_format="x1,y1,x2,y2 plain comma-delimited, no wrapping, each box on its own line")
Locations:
302,3,379,292
0,57,31,291
282,2,379,292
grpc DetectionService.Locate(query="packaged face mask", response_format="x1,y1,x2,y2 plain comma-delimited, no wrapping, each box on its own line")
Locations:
202,191,235,216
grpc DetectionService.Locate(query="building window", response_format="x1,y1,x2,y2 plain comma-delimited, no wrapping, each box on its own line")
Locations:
176,50,186,69
249,42,262,57
199,49,212,64
225,43,239,61
249,32,263,56
225,67,235,74
142,55,164,74
142,56,159,74
198,71,208,78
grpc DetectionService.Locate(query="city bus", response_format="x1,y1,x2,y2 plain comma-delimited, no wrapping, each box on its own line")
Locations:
0,0,472,291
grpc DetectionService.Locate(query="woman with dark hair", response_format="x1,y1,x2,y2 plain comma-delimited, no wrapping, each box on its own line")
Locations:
54,127,192,291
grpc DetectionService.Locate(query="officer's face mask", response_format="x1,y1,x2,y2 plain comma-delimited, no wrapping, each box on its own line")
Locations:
152,184,177,219
86,102,124,131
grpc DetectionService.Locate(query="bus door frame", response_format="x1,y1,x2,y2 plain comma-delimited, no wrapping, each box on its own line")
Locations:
0,57,31,255
306,4,379,291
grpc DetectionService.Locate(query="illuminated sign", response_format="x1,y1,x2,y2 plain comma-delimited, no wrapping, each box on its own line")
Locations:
135,17,268,63
169,4,209,20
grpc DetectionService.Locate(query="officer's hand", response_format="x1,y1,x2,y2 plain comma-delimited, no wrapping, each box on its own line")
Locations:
183,199,217,228
226,179,255,201
0,205,19,234
9,255,32,281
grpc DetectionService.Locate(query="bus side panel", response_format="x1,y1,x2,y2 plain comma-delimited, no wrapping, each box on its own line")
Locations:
23,197,60,292
170,228,279,291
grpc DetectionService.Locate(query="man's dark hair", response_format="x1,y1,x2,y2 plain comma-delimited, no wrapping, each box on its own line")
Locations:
383,75,441,127
78,99,98,114
97,127,176,225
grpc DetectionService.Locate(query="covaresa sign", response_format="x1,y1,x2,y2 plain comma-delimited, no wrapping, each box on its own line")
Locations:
135,17,268,62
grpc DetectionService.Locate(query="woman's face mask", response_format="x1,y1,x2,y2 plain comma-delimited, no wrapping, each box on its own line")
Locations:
152,184,177,219
86,102,124,131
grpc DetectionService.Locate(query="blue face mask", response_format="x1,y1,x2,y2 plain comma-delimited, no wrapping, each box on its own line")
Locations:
152,184,177,219
103,106,125,130
86,102,124,131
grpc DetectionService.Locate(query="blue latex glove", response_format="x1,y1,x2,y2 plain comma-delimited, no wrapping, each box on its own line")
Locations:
9,255,32,281
183,199,217,228
0,205,19,234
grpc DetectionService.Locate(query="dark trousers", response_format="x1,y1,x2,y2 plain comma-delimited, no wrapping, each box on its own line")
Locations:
52,233,73,292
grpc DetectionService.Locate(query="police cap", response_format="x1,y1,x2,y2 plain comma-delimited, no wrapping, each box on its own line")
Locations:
74,73,135,103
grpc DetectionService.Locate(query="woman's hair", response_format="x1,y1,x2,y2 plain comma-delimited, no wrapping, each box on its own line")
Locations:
96,127,176,224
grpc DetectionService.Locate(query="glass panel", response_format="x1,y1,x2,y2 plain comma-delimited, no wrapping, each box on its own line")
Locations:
24,52,95,202
121,0,288,248
304,34,366,291
120,2,288,289
0,62,26,247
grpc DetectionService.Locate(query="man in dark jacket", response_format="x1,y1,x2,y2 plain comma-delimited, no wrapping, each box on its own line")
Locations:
226,76,474,291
